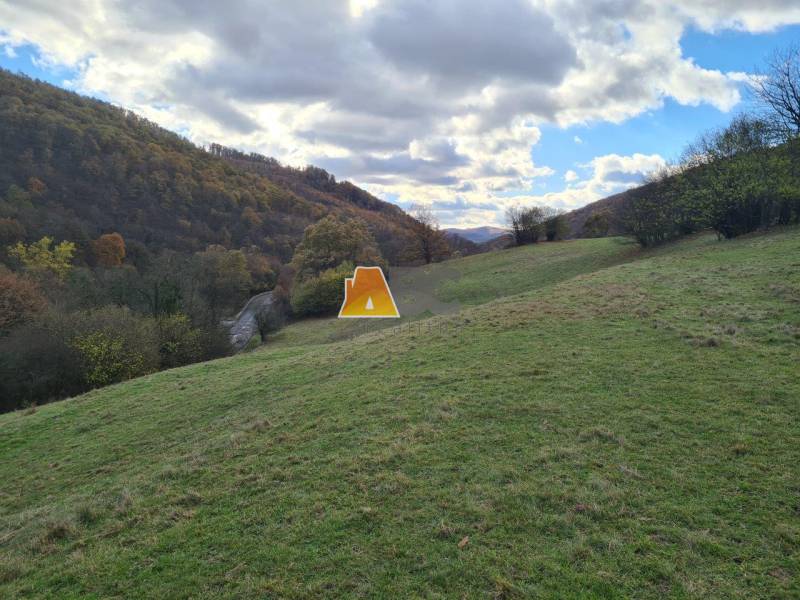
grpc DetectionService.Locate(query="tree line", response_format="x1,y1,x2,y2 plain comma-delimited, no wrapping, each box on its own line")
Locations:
505,205,569,246
623,45,800,246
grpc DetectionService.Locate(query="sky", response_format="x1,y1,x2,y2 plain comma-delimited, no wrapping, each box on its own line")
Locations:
1,1,800,227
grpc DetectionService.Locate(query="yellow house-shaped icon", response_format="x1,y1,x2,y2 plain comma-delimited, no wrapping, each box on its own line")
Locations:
338,266,400,318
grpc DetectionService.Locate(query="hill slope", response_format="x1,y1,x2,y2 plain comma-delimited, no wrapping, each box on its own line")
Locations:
564,191,628,238
444,226,508,243
0,69,415,263
1,229,799,598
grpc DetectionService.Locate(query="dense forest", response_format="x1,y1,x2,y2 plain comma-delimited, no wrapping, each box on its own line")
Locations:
0,69,421,264
0,69,457,411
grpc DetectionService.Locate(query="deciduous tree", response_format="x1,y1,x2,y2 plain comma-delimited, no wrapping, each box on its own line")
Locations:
8,236,76,280
92,232,126,268
291,216,384,279
405,205,450,264
0,271,47,332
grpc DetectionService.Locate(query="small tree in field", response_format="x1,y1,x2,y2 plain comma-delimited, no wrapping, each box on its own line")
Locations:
506,205,545,245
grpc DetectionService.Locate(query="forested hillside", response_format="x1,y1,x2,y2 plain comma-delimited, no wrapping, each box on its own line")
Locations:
0,69,441,411
0,69,416,265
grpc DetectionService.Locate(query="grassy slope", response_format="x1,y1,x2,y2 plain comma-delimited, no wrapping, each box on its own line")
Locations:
269,237,638,348
1,231,799,598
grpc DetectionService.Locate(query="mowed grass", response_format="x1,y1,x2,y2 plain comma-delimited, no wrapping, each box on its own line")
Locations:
1,230,799,598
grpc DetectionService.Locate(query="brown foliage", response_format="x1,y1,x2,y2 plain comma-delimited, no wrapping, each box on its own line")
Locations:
92,232,126,268
406,205,450,264
0,271,47,331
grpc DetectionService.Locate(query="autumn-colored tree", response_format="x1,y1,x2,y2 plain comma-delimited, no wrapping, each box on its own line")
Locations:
241,207,263,228
291,216,384,280
0,271,47,332
8,236,76,280
92,232,126,268
405,205,451,264
243,246,276,292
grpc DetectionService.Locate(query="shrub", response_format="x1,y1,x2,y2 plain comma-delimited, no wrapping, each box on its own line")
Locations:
290,262,353,317
156,313,204,369
0,322,84,411
542,208,569,241
0,305,163,411
69,307,160,387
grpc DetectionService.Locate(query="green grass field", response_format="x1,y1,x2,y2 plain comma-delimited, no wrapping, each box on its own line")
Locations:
1,230,799,598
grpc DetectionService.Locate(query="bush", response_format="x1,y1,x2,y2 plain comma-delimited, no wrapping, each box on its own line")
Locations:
195,325,234,362
0,322,84,411
69,307,160,387
290,262,353,317
155,313,205,369
0,306,161,411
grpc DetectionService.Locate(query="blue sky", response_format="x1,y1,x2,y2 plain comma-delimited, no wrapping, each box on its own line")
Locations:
2,1,799,226
530,24,800,196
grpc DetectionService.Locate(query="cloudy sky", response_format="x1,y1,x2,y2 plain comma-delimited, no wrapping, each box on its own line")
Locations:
2,1,800,226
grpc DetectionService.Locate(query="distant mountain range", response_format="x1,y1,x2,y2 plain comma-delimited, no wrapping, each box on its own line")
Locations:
445,226,508,243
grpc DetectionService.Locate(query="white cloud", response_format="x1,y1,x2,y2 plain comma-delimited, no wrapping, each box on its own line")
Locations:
481,152,666,225
573,136,583,144
0,0,798,227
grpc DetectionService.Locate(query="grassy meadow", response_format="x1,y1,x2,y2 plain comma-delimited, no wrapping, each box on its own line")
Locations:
1,230,799,598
